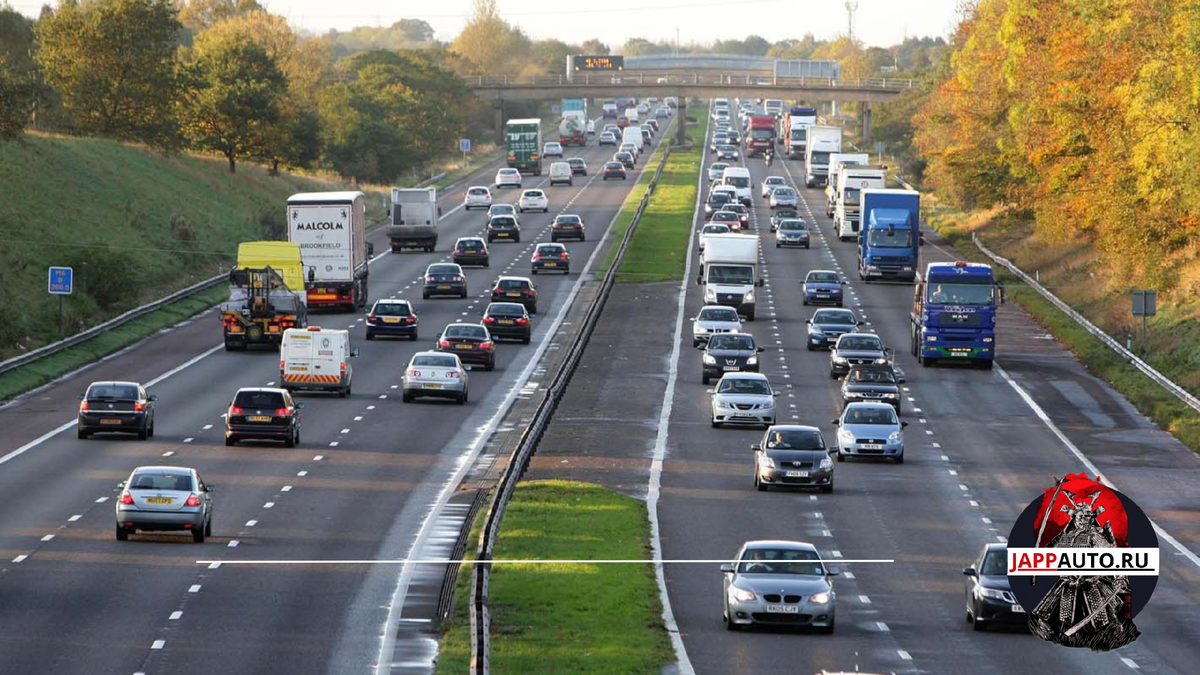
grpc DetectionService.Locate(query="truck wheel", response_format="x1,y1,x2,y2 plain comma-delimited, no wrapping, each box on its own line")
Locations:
923,358,938,368
745,311,755,321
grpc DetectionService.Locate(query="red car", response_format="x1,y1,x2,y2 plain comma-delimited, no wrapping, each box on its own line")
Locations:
707,210,742,232
603,161,627,180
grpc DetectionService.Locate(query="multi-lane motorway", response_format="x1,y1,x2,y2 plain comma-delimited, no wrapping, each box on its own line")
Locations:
0,116,671,675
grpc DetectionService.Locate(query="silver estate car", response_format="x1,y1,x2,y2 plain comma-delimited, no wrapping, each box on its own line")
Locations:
709,372,778,428
722,540,838,632
115,466,213,543
402,351,468,404
692,305,743,347
833,401,908,463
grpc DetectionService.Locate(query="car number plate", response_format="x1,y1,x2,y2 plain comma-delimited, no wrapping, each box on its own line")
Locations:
100,419,122,425
248,415,272,422
860,443,884,450
147,497,172,505
733,413,755,418
766,605,800,614
499,319,515,325
496,232,509,237
1012,604,1026,613
544,262,557,267
382,317,401,324
456,343,473,350
785,471,809,478
507,292,522,297
438,284,451,290
723,366,739,371
424,383,443,389
816,294,829,298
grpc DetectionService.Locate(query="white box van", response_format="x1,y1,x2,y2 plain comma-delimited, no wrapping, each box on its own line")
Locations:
721,166,753,205
622,127,645,153
624,107,640,124
548,161,573,186
280,326,357,397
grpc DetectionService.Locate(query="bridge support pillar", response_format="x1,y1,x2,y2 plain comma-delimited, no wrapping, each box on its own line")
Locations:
493,100,505,146
676,95,687,146
861,101,873,144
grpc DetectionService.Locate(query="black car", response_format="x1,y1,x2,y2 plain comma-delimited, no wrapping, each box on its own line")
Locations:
752,425,836,492
840,365,902,413
806,308,862,351
567,157,587,175
225,387,303,447
614,151,636,169
704,191,734,216
483,302,531,344
491,276,538,313
769,208,800,232
532,243,570,274
830,333,891,379
366,299,419,340
700,333,764,384
551,214,586,242
78,381,158,440
423,263,467,299
602,161,627,180
486,215,521,243
453,237,489,267
964,543,1028,631
437,323,496,370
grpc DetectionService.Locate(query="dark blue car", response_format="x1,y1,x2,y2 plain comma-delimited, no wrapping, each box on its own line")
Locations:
802,270,845,306
806,308,862,351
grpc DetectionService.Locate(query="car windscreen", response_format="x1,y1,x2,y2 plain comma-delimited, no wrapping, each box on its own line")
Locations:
850,368,895,383
717,378,769,395
807,272,840,284
468,188,489,196
710,163,728,172
765,178,785,186
707,194,732,205
522,191,543,198
129,471,193,491
490,205,514,214
867,228,913,248
413,354,458,368
490,217,516,227
737,548,823,575
839,336,882,351
779,220,807,231
751,129,773,139
372,303,411,316
708,265,754,285
556,215,581,223
699,308,739,322
428,265,459,275
927,283,994,306
605,162,623,169
723,175,749,188
537,245,563,256
712,212,738,222
709,335,754,351
844,407,898,426
487,304,525,317
843,187,862,206
234,391,285,409
702,225,730,234
724,204,746,214
445,325,486,339
88,384,139,399
813,310,854,325
763,429,824,450
981,549,1007,575
498,279,530,290
720,147,741,157
773,210,798,219
773,188,796,197
457,239,485,250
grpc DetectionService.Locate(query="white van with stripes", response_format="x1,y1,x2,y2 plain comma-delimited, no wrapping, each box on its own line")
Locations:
280,326,358,397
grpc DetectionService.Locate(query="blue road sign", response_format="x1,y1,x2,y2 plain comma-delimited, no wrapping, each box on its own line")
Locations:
48,266,73,295
460,138,471,153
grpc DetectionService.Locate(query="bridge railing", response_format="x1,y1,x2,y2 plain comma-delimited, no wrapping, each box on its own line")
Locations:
464,73,916,90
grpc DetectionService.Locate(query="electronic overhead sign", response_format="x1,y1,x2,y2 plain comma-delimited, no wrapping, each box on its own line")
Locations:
572,55,624,72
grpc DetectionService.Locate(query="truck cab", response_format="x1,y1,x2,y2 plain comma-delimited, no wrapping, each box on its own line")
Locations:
220,242,307,351
857,189,921,282
910,261,1000,369
745,115,775,156
697,233,762,321
804,126,844,188
784,107,817,158
835,165,888,241
825,153,869,217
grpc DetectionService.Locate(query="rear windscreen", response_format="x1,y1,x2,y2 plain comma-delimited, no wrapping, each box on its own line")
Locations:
234,391,285,409
87,384,139,399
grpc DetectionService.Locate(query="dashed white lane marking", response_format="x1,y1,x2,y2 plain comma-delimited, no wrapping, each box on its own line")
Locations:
982,517,992,524
12,554,28,563
959,484,969,491
843,570,855,579
970,500,979,507
329,441,339,447
95,496,108,503
931,442,941,448
169,611,182,620
941,454,950,461
68,514,81,522
281,486,292,492
876,621,890,632
859,595,871,604
831,550,843,558
340,428,350,434
151,640,165,650
354,416,363,421
246,520,257,527
264,502,274,508
208,562,221,569
202,424,213,430
297,471,308,477
948,469,957,476
1122,658,1140,669
379,394,388,399
228,540,239,548
313,455,324,461
183,437,194,443
925,429,934,435
918,418,927,424
898,649,912,660
996,535,1008,543
162,451,174,457
367,405,376,410
41,535,54,542
188,585,201,593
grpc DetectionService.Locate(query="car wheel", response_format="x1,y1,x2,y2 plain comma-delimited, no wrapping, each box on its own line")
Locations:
411,331,419,341
822,482,834,493
366,332,375,340
225,436,236,447
973,616,987,632
402,391,413,403
836,451,845,462
115,523,129,541
531,269,537,275
205,516,212,537
78,428,89,440
461,289,468,299
702,373,710,385
819,619,835,634
895,453,904,464
458,390,467,405
711,418,720,428
755,472,766,491
802,298,809,306
485,360,495,372
423,291,430,299
338,389,347,399
806,343,814,351
137,427,148,441
192,525,206,543
284,431,295,448
805,243,810,249
829,370,839,380
776,243,781,248
523,335,531,345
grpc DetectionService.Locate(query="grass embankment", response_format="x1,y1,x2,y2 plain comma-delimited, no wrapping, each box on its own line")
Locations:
435,481,673,675
925,206,1200,453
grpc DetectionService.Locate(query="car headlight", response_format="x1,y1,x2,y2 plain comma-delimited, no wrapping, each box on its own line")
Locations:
874,357,889,364
731,587,757,602
808,328,825,337
703,354,716,364
833,356,848,364
704,288,717,302
757,455,775,469
746,356,758,365
888,430,903,443
883,392,897,399
810,591,831,604
694,324,708,334
978,587,1008,601
837,428,854,441
819,457,833,470
983,337,994,343
744,290,755,302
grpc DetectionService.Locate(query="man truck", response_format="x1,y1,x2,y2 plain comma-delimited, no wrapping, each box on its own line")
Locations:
287,191,370,312
910,261,1001,369
506,118,542,175
388,187,439,253
857,188,922,283
697,233,763,321
835,164,888,241
825,152,870,217
804,125,843,187
220,241,307,351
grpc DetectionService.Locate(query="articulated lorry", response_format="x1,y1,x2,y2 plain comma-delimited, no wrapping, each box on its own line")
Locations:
782,106,818,158
910,261,1000,369
825,153,870,217
558,110,588,147
697,234,764,321
835,164,888,241
804,125,843,187
857,188,922,283
287,191,370,312
220,241,307,351
506,118,542,175
388,187,439,253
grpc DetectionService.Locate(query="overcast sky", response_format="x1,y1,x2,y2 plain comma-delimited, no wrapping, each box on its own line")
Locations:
12,0,962,47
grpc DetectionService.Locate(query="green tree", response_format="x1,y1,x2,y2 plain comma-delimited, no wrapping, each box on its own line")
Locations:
579,38,608,55
767,34,822,59
0,4,39,139
35,0,182,145
179,33,286,172
177,0,261,32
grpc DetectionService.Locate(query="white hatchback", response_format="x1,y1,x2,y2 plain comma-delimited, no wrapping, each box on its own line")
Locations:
495,168,522,189
543,142,564,157
517,189,549,213
463,186,492,210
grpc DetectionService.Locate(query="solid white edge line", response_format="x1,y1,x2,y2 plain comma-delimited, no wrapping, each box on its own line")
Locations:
372,128,657,675
995,362,1200,569
645,108,706,675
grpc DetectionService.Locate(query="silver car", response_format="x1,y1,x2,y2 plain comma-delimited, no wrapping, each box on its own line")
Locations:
761,176,787,198
402,351,469,404
769,186,800,209
692,305,742,347
722,540,838,632
709,372,778,428
708,162,730,182
775,219,810,248
833,401,907,463
115,466,213,543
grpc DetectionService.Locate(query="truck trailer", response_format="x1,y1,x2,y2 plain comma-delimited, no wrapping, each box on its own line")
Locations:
286,191,370,312
698,234,763,320
220,241,308,351
558,110,587,147
745,115,776,157
388,187,439,253
506,118,542,175
825,153,870,217
910,261,1000,369
857,189,922,282
804,126,843,188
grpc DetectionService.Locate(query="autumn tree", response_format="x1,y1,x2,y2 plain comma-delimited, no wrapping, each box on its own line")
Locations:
579,38,608,55
451,0,531,75
177,0,261,32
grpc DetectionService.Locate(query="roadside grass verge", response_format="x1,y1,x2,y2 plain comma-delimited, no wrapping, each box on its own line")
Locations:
925,207,1200,453
434,480,673,675
0,284,228,402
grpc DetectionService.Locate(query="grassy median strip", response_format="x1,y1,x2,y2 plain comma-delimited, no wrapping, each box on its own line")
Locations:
435,480,673,675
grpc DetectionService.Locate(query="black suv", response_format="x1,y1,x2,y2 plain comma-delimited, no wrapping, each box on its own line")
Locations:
366,299,418,341
78,381,158,440
225,387,303,447
486,215,521,243
453,237,489,267
483,302,532,344
491,276,538,313
699,333,764,384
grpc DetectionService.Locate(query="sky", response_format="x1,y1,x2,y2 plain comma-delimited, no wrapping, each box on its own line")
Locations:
11,0,963,47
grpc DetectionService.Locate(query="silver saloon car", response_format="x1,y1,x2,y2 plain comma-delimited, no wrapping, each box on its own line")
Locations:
769,186,800,209
833,401,907,463
115,465,213,542
710,372,778,428
692,305,743,347
402,351,469,404
722,540,838,632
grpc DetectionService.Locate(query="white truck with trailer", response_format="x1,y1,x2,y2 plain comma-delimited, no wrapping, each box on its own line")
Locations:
825,152,870,216
387,187,439,253
803,126,843,188
835,165,889,241
286,191,370,312
697,234,763,321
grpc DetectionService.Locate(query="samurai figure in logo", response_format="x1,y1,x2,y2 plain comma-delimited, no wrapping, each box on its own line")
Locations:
1028,476,1140,651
